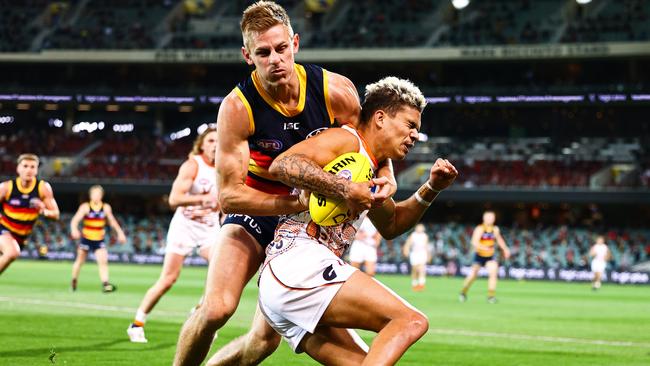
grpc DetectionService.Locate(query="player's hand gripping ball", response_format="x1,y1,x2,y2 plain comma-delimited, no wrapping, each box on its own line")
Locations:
309,152,374,226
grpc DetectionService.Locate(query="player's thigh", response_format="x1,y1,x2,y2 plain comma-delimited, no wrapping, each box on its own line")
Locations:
249,303,281,342
320,271,422,332
158,251,185,281
486,260,498,274
203,225,264,304
300,326,366,366
75,247,88,262
94,247,109,264
0,234,20,256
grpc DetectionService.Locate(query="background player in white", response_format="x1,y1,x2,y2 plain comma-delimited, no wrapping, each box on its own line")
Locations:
70,185,127,292
127,127,220,343
459,211,510,303
589,235,610,290
348,216,381,276
262,76,458,364
403,223,431,291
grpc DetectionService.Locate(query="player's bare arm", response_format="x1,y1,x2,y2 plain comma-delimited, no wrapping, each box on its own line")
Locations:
104,204,127,243
328,71,397,202
269,128,375,213
39,182,60,220
368,159,457,239
216,92,305,215
0,181,8,203
494,226,510,259
168,158,212,209
70,203,89,240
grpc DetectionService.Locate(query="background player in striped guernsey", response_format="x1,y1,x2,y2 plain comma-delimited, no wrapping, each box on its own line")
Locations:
174,2,398,365
0,154,60,275
459,211,511,303
69,185,127,292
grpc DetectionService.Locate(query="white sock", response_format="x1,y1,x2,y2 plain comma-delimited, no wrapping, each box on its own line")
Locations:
412,279,418,286
135,309,148,324
418,276,426,286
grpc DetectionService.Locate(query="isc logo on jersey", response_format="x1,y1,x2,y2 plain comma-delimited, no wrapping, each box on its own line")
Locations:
309,152,373,226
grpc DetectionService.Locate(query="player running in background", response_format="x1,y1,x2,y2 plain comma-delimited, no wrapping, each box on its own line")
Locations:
260,76,458,364
348,216,381,276
589,235,610,290
127,127,220,343
70,185,127,292
459,211,510,303
403,223,431,291
173,2,398,365
0,154,60,275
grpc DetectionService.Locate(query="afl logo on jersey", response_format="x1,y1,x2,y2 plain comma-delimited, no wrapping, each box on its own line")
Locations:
256,139,283,151
306,127,328,139
9,199,21,205
198,178,210,186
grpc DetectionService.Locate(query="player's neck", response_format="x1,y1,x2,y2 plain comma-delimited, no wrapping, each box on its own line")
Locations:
17,176,33,188
260,71,300,106
200,153,215,167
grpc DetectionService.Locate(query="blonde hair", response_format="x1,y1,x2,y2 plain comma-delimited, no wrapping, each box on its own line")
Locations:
89,185,104,196
360,77,427,124
190,127,217,157
241,1,294,51
17,153,40,165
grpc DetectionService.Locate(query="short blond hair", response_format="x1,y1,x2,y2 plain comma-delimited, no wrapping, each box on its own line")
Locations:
17,154,39,165
241,1,294,51
89,185,104,196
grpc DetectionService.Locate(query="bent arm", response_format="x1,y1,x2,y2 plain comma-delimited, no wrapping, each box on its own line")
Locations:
40,182,59,220
104,204,126,239
494,227,510,258
168,159,204,209
216,92,305,215
70,204,87,232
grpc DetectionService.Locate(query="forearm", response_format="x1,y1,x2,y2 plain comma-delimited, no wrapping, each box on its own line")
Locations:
169,194,204,208
43,208,59,220
219,183,303,216
270,154,350,200
372,183,440,239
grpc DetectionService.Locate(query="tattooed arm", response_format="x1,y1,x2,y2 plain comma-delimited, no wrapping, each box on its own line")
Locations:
215,91,307,215
269,128,374,214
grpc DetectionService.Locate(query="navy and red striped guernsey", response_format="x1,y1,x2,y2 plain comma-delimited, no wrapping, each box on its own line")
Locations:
234,63,335,195
0,178,44,245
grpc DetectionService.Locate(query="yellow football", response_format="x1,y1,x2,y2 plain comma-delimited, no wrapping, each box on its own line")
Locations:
309,152,374,226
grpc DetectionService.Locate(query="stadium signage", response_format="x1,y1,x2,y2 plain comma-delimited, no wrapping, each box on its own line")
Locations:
19,251,650,284
154,49,242,63
459,43,611,59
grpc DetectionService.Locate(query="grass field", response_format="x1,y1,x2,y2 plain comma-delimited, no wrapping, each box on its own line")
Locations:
1,260,649,366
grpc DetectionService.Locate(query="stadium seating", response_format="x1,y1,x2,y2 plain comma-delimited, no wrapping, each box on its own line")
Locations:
29,214,650,272
3,0,650,51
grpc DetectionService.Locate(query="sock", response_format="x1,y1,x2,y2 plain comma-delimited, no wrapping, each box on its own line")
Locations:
488,289,496,298
133,309,147,326
418,275,426,286
411,279,418,287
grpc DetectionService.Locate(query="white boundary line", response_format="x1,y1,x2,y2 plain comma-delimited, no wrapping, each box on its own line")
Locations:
0,296,188,317
428,328,650,348
2,296,649,348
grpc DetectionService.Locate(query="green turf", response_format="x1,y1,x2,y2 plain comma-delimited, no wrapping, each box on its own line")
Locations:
1,260,649,365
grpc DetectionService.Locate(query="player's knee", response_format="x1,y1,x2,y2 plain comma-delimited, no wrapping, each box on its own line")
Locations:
202,298,238,325
404,311,429,340
247,329,281,358
158,275,178,291
4,248,19,261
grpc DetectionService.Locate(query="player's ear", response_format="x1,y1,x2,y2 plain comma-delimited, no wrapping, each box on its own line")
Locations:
241,46,254,66
374,110,386,129
292,33,300,54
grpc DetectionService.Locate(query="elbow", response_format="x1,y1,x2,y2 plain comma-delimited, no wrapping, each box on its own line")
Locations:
268,161,281,179
218,189,237,214
168,195,179,210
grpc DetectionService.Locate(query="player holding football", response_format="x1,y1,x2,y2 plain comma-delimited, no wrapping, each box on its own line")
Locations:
459,211,511,303
70,185,127,292
0,154,60,275
127,127,220,343
173,2,398,365
258,76,458,364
